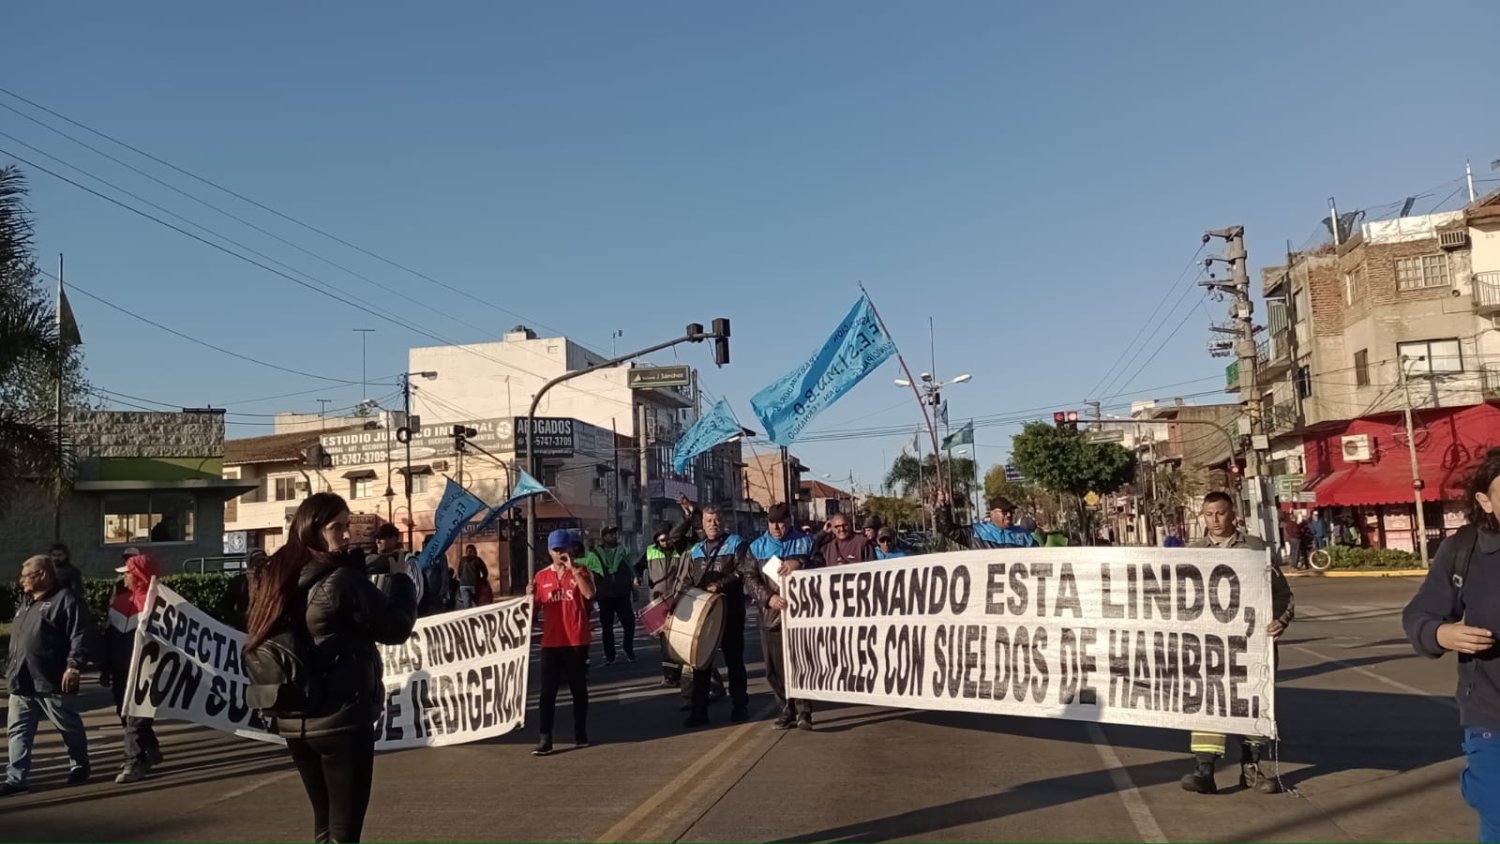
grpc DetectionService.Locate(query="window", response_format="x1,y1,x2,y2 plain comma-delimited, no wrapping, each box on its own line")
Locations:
1294,286,1310,324
1395,254,1450,290
273,476,298,501
541,463,560,488
410,473,429,494
1296,366,1313,399
1397,338,1463,375
351,477,375,499
1354,349,1370,387
103,492,196,545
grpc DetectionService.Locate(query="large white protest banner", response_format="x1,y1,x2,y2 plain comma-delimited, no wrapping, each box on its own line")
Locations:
123,582,533,750
783,547,1277,737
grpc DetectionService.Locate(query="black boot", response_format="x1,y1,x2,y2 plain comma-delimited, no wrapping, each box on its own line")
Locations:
1180,753,1218,794
1239,743,1282,794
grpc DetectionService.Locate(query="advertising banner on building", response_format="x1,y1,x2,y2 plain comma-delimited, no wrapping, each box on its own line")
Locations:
783,547,1277,738
124,582,533,750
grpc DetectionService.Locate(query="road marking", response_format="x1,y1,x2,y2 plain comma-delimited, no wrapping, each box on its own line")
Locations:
1086,723,1166,844
1287,644,1455,709
595,704,777,842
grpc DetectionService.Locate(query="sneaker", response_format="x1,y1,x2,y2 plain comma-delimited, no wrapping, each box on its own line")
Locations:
576,736,591,749
115,764,147,784
626,654,638,663
730,707,749,723
796,715,814,731
532,737,554,757
66,768,90,786
0,782,28,796
772,714,796,731
683,714,709,728
604,657,617,666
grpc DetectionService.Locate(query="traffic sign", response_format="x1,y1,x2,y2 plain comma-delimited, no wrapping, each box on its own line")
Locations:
628,365,692,389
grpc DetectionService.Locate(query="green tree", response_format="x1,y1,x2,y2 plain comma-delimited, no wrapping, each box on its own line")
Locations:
0,166,90,515
860,495,922,530
885,453,979,509
1009,422,1136,542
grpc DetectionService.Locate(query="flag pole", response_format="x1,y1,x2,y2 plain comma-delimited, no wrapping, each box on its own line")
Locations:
53,253,65,542
858,283,946,531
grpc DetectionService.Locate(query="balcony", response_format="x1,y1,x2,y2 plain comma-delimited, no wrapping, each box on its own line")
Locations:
1477,272,1500,316
1485,364,1500,403
1264,400,1298,434
1259,328,1293,377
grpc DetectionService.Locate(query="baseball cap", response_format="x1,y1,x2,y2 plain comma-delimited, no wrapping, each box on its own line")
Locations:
547,529,574,551
122,546,141,558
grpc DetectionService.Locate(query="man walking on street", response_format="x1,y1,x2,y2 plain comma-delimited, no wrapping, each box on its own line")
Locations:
3,556,93,794
46,543,85,601
457,544,488,609
529,530,595,756
639,528,683,687
104,554,164,783
938,493,1038,549
669,496,750,727
821,514,875,566
587,526,637,665
742,503,816,730
1181,490,1294,795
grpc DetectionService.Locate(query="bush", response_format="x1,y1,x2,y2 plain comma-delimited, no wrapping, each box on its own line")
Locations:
1326,545,1420,569
2,574,236,626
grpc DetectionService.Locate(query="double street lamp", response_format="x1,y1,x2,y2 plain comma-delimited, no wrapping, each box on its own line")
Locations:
893,372,972,529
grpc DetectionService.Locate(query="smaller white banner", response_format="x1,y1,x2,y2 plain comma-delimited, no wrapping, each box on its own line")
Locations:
123,581,533,750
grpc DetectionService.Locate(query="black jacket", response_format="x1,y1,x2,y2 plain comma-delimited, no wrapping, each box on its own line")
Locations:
275,555,418,738
6,586,92,695
667,512,746,606
1404,526,1500,729
54,562,85,602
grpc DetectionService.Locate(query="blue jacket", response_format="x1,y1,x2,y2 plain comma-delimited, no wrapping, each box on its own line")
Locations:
743,529,815,629
1404,527,1500,729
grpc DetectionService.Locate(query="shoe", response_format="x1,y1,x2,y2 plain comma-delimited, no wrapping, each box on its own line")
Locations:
66,768,90,786
730,707,749,723
626,654,638,663
532,737,554,757
0,782,28,796
772,713,796,731
604,657,617,666
1240,744,1283,794
683,714,709,728
1180,754,1218,794
114,764,147,784
796,715,813,731
145,747,164,768
576,736,591,749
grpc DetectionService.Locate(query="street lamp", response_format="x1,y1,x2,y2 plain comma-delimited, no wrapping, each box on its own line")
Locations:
397,370,439,549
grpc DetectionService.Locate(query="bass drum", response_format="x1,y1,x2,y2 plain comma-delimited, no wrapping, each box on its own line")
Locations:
662,588,724,670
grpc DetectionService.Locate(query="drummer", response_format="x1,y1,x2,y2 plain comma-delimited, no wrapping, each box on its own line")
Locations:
741,502,816,731
667,495,751,727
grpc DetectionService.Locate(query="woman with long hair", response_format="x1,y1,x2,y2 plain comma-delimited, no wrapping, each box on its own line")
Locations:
1405,448,1500,842
246,492,417,843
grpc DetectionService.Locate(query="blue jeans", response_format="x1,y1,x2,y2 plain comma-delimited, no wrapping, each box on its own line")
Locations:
1464,728,1500,842
7,693,90,785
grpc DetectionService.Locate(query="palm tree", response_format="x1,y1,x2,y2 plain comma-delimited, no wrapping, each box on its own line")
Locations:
0,166,70,515
885,453,979,510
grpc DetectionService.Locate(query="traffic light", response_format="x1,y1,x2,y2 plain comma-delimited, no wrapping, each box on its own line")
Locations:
453,425,477,452
1053,411,1079,431
712,318,731,367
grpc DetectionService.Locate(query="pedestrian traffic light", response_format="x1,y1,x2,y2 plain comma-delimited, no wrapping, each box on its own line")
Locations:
712,318,731,367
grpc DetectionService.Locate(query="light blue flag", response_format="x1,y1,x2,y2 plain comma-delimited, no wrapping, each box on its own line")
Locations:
472,470,550,534
750,295,897,446
415,480,489,570
673,399,743,474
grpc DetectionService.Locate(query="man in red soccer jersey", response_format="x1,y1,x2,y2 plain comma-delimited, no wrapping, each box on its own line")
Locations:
528,529,596,756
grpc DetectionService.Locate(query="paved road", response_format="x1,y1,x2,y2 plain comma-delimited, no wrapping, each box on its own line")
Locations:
0,575,1478,842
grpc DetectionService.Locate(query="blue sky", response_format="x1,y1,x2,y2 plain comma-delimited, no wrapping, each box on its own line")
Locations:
6,2,1499,494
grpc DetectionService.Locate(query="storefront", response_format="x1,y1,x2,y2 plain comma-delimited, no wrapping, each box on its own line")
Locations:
1299,404,1499,553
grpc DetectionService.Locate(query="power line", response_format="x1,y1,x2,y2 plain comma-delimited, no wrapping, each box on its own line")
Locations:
1086,243,1207,400
0,86,608,354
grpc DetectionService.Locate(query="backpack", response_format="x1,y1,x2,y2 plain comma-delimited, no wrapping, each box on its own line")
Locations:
243,568,335,716
1450,524,1483,610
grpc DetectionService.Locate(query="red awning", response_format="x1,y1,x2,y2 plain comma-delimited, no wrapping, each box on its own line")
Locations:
1301,462,1436,507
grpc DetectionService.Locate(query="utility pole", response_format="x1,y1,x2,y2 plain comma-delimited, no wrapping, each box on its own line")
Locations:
1203,225,1273,544
317,398,331,430
395,371,438,551
1399,355,1431,568
638,402,651,553
353,328,375,402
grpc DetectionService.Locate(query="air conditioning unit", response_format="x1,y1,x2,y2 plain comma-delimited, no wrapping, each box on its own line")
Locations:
1438,228,1469,250
431,460,449,472
1342,434,1373,462
295,480,309,491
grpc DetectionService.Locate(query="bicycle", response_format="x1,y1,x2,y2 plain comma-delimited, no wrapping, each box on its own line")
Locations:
1304,548,1332,571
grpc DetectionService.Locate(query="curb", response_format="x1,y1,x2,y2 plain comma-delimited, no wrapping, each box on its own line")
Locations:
1285,568,1427,579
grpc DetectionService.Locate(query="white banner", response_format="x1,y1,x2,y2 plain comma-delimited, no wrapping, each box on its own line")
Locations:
783,547,1277,737
123,581,533,750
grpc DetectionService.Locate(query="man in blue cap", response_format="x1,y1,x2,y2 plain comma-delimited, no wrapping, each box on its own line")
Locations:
740,502,817,730
667,495,750,727
527,528,595,756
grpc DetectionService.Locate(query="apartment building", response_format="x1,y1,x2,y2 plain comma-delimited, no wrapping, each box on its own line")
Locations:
1248,195,1500,553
